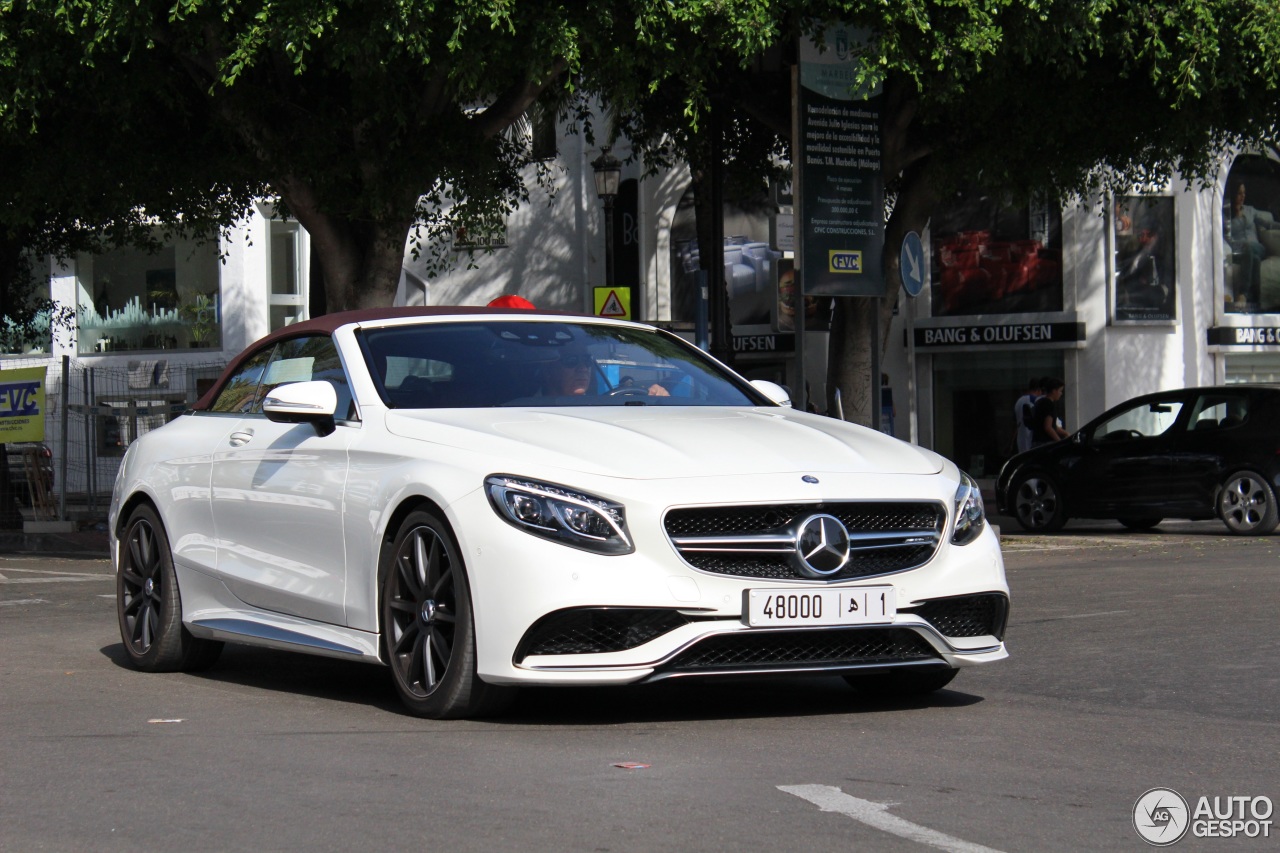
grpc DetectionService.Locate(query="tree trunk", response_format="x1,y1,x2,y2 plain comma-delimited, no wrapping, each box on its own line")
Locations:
274,175,417,315
824,157,939,426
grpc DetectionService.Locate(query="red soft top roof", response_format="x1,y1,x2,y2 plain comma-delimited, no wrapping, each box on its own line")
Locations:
191,306,588,411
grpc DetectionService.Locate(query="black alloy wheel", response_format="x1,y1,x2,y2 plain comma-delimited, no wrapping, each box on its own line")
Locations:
117,504,222,671
381,509,513,718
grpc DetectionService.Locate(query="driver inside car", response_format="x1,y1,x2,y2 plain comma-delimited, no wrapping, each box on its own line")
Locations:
542,347,670,397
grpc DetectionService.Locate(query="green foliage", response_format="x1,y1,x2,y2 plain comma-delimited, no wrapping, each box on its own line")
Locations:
1,0,1279,320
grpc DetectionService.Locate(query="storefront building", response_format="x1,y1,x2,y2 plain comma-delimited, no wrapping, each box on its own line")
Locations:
886,149,1280,480
9,129,1280,503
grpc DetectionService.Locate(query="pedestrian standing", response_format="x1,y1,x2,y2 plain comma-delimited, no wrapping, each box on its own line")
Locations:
1031,378,1069,446
1013,377,1042,453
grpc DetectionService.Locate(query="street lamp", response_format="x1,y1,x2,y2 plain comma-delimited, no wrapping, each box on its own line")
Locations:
591,145,621,289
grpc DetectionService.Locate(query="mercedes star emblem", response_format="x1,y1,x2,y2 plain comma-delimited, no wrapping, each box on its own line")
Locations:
795,513,851,577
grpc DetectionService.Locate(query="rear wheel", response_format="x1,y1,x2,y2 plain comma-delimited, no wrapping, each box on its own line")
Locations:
117,504,222,672
844,666,958,697
381,509,514,718
1011,473,1067,532
1117,517,1162,530
1218,471,1279,536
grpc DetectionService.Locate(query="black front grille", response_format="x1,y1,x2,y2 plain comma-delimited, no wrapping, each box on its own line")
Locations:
664,503,943,538
516,608,689,660
660,627,940,674
907,593,1009,640
664,501,945,581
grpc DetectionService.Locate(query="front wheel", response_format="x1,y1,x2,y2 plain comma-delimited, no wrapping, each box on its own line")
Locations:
380,509,514,718
1218,471,1279,536
1011,473,1067,532
117,504,222,672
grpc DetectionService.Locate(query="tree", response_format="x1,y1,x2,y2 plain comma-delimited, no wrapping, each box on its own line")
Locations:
602,1,1280,422
0,1,603,312
4,1,1280,430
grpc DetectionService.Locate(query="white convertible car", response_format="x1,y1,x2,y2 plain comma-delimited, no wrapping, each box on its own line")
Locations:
110,308,1008,718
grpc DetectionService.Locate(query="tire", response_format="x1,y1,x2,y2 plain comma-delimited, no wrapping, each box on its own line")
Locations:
117,504,223,672
844,666,958,697
1117,517,1162,530
1217,471,1279,536
1011,473,1067,532
380,509,515,718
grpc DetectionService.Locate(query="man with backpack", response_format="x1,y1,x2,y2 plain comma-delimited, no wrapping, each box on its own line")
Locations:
1013,377,1042,454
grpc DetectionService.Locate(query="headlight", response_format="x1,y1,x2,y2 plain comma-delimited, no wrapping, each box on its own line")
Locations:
485,475,633,555
952,472,986,546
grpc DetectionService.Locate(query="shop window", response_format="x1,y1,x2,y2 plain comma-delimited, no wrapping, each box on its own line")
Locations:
530,106,557,161
0,252,56,355
77,237,222,353
1112,195,1177,324
1222,152,1280,315
933,350,1064,477
269,220,307,331
929,190,1063,317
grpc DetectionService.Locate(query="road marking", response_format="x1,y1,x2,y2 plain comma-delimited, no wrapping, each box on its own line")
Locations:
0,573,112,581
0,599,48,606
779,785,1007,853
0,567,111,577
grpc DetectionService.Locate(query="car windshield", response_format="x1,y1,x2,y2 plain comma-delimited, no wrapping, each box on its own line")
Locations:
360,320,765,408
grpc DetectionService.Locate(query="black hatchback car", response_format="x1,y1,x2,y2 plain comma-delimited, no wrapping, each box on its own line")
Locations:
996,385,1280,535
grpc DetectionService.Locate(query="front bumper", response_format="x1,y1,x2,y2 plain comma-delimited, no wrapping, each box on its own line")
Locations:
449,471,1010,686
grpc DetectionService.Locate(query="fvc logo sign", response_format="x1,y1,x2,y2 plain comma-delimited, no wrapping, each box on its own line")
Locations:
0,367,46,442
828,250,863,274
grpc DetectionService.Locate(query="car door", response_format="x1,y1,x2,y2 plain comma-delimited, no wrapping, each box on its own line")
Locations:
1166,391,1255,512
1075,394,1186,515
209,335,356,626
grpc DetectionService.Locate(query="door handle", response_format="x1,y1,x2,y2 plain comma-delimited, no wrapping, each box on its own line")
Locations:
229,430,255,447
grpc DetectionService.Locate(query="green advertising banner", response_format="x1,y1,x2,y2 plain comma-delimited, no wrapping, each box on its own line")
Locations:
798,25,885,297
0,366,47,442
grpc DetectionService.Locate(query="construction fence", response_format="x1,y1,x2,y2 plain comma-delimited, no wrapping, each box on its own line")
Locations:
5,356,228,521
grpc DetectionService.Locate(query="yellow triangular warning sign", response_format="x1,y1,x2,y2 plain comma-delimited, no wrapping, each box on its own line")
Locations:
599,290,626,317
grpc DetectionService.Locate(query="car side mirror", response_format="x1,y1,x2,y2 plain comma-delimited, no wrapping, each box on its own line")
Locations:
263,380,338,436
749,379,792,407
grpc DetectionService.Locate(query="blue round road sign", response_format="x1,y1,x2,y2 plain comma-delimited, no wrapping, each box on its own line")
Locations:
900,231,925,297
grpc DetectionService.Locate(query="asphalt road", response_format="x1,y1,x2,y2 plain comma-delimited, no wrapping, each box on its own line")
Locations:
2,523,1276,852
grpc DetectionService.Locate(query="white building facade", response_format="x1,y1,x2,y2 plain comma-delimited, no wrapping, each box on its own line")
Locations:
11,129,1280,502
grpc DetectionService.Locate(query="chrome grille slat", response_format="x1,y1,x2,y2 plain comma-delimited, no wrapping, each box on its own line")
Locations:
664,501,946,581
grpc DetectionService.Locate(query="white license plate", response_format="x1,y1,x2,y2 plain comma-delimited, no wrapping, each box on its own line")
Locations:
745,587,896,628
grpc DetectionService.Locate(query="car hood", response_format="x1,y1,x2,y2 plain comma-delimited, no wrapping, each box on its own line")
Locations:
384,406,944,480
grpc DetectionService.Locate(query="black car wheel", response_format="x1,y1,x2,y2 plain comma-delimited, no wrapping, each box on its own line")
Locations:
1011,473,1067,532
1117,517,1162,530
117,504,223,672
844,666,958,697
1217,471,1279,536
381,509,514,718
